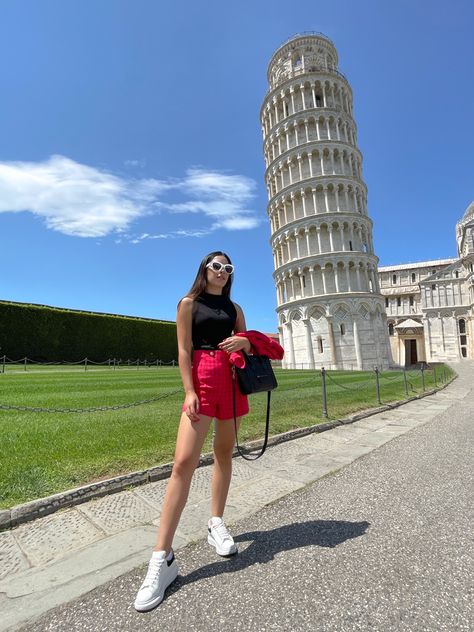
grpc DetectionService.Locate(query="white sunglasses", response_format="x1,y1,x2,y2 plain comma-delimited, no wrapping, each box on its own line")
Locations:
206,260,234,275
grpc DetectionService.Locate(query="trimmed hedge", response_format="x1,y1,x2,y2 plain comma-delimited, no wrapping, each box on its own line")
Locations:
0,301,177,362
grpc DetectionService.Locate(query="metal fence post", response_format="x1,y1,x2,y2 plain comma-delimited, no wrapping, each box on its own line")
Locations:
137,359,139,370
321,367,328,418
113,358,116,371
85,357,88,372
421,364,425,392
403,368,409,397
24,357,27,372
374,366,381,404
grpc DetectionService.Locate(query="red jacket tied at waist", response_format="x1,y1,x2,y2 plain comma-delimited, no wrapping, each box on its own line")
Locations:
229,330,284,369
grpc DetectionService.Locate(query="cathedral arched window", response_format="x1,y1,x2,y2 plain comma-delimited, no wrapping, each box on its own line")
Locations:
458,318,468,358
397,297,401,307
388,323,394,336
317,336,323,353
455,270,459,279
411,273,416,283
340,323,345,336
392,274,397,285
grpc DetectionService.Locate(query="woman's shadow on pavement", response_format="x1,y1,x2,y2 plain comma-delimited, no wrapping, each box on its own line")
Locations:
171,519,370,591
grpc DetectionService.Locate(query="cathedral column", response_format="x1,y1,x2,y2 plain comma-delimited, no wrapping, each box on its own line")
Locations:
326,316,337,367
355,265,361,291
308,153,313,177
334,265,340,292
301,192,307,217
312,188,317,214
294,231,301,258
353,316,363,369
316,226,322,253
339,223,345,249
290,88,296,114
284,321,295,368
324,187,330,212
309,267,316,295
321,266,327,293
290,194,296,220
345,264,352,291
322,83,327,107
302,318,315,369
305,228,311,255
328,225,334,250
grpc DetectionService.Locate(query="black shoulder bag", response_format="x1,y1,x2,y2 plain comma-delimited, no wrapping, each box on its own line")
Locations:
232,352,278,460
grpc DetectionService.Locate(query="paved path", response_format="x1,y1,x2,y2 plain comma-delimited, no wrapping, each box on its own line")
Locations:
1,363,473,631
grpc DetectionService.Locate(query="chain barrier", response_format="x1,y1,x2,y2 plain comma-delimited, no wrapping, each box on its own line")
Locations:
0,389,182,414
325,372,374,391
1,355,178,374
378,372,405,383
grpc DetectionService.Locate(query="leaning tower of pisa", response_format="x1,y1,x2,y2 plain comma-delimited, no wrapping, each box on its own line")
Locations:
261,33,392,369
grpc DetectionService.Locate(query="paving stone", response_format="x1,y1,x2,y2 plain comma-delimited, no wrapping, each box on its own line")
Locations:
270,462,336,485
186,464,213,501
352,417,391,430
323,442,375,463
226,474,303,512
78,490,159,535
132,479,168,509
0,530,30,580
13,509,104,566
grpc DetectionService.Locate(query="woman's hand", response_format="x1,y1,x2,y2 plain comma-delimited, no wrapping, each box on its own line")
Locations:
218,336,251,354
184,390,200,422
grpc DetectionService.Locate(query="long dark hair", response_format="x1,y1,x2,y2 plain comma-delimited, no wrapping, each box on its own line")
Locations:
184,251,233,302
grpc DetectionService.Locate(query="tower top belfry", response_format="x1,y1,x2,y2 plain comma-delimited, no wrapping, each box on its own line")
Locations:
261,32,392,369
267,33,339,90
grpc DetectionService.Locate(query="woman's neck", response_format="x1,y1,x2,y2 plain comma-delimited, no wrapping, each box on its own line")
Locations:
204,286,223,296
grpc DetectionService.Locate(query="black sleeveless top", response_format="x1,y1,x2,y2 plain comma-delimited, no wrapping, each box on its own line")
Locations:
192,292,237,350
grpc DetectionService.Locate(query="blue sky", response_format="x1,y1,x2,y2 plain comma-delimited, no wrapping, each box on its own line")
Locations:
1,0,473,332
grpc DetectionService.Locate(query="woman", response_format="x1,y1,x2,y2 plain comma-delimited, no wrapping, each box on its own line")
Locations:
134,251,251,612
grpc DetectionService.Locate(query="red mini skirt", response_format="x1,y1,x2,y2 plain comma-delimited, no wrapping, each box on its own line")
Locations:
182,350,249,421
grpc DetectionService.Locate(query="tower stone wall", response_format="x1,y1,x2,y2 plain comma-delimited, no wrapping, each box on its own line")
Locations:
261,33,392,369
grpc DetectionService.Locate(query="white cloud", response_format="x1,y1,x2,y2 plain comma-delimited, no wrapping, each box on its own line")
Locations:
0,157,261,239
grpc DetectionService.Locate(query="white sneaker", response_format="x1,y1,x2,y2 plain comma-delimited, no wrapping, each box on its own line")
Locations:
207,517,237,556
134,550,178,612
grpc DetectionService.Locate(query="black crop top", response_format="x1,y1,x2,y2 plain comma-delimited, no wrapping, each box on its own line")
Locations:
192,292,237,349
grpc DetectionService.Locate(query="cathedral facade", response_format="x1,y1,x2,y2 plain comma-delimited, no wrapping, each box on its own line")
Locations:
379,202,474,365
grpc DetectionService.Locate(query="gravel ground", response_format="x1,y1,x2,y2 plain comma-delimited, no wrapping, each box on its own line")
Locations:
21,395,473,632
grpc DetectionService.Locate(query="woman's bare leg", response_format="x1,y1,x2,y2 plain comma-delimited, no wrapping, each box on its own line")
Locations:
211,417,240,518
154,412,212,553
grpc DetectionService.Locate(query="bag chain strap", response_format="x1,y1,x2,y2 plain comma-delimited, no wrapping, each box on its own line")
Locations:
232,368,271,461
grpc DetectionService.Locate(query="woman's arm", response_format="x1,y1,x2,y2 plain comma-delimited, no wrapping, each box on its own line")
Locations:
217,302,251,353
177,297,199,420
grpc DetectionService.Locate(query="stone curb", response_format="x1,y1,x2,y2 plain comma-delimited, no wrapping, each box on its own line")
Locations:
0,376,456,532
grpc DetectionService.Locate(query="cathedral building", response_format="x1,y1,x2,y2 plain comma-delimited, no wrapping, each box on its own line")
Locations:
379,202,474,365
261,33,392,369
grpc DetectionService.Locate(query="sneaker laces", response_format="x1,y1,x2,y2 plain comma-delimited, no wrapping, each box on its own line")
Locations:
212,521,233,543
141,556,165,588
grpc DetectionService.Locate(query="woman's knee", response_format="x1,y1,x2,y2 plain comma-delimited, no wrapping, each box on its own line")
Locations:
172,453,198,479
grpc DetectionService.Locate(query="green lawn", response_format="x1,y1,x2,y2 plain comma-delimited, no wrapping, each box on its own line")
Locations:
0,365,454,509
